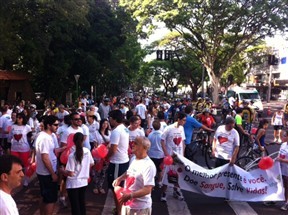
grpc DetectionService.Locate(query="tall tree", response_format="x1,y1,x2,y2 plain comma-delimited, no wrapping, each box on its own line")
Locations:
120,0,288,102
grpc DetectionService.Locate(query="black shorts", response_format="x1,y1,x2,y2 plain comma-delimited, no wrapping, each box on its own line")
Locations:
0,138,11,150
37,174,58,203
274,125,283,131
107,162,129,189
150,158,164,172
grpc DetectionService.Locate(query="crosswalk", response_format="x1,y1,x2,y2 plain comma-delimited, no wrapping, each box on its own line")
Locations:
14,179,287,215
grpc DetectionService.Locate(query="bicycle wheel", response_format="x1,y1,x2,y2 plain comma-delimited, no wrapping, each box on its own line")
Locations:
235,156,256,171
204,144,216,169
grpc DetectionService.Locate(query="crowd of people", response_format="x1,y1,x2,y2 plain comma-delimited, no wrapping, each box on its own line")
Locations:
0,95,288,214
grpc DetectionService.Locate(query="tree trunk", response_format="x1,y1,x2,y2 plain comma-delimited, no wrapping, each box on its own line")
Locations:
205,67,220,104
189,84,198,101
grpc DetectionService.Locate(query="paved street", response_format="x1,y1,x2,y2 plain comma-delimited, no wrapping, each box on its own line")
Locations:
12,100,288,215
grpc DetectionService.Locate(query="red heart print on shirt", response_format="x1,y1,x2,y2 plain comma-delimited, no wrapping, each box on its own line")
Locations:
280,154,286,159
218,136,228,144
126,176,135,189
14,134,23,141
173,137,182,146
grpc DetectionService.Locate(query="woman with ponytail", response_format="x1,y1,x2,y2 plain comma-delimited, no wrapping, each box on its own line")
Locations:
254,119,269,157
61,132,94,215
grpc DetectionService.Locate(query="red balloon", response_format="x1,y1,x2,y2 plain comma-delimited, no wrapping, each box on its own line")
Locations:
95,159,104,171
258,156,274,170
92,147,100,159
163,156,173,166
114,186,132,205
26,163,36,178
97,144,108,159
67,133,75,149
251,127,257,135
60,148,70,164
30,162,36,171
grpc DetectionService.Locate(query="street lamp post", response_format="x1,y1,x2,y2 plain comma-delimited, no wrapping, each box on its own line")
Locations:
74,74,80,104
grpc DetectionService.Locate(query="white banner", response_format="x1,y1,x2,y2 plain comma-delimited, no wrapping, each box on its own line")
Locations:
162,153,284,201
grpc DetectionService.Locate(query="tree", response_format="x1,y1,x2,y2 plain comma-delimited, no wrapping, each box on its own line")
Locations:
145,60,179,96
120,0,288,102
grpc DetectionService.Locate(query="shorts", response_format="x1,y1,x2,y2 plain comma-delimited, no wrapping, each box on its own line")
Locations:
10,151,30,168
121,206,152,215
150,158,164,172
107,162,129,189
274,125,283,131
37,174,58,203
0,138,11,150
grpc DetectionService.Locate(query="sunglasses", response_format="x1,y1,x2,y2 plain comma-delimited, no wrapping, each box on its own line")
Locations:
73,118,81,121
52,123,59,126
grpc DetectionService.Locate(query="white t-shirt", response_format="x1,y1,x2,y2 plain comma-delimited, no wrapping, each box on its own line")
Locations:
56,124,69,142
128,128,145,141
273,112,283,126
10,124,32,152
65,147,94,189
56,110,69,125
159,121,168,133
214,125,240,160
135,104,147,119
0,190,19,215
124,156,156,210
279,142,288,176
0,113,11,138
35,131,59,175
110,124,129,164
60,126,83,144
95,130,111,145
87,121,99,143
148,130,164,159
161,123,186,156
81,124,90,150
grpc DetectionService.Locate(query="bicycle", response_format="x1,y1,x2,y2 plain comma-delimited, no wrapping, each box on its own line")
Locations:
236,142,270,170
184,130,215,169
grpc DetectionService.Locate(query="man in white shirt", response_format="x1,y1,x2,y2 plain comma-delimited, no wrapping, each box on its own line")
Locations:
212,117,240,167
35,115,62,215
0,155,24,215
113,136,156,215
135,98,147,128
0,105,12,154
106,110,130,215
55,104,69,125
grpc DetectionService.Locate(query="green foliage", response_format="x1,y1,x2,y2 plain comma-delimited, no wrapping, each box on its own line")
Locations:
0,0,145,102
120,0,288,102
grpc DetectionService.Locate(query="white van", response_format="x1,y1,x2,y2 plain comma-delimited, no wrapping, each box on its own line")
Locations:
226,86,263,113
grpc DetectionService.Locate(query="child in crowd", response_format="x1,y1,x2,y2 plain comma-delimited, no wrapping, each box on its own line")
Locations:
147,120,164,186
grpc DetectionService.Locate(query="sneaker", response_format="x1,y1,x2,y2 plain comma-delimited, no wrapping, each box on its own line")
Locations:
263,201,276,206
158,182,163,188
160,192,167,202
173,189,184,201
273,138,277,143
59,197,67,208
281,203,288,211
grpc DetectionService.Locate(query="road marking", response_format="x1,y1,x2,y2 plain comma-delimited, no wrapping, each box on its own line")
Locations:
228,201,258,215
166,187,192,215
101,189,115,215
